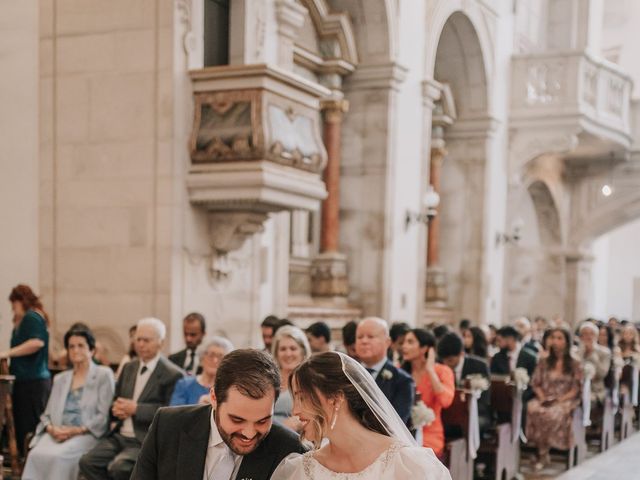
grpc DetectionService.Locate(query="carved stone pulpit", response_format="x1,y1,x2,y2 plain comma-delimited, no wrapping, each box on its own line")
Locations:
187,64,329,254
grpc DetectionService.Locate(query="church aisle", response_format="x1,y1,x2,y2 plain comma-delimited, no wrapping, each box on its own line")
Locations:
554,433,640,480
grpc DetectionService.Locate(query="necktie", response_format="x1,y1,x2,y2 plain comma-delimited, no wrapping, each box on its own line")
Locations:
140,365,148,375
366,368,376,376
184,349,195,373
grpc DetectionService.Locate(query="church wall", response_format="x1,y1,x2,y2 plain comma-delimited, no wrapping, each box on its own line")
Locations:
0,1,40,348
38,0,178,360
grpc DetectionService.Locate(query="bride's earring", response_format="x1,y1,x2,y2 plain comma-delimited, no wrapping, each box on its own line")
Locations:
330,404,340,430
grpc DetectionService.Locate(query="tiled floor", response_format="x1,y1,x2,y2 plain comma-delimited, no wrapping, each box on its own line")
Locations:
518,433,640,480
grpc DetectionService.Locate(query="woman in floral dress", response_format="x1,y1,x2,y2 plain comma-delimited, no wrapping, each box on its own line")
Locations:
526,327,582,470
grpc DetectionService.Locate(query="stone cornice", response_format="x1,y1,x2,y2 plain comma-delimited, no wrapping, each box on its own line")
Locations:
345,62,408,92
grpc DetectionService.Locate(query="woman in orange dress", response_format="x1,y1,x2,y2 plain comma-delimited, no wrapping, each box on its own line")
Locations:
402,328,455,458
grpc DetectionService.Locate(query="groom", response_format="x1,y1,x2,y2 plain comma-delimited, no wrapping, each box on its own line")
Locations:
130,349,306,480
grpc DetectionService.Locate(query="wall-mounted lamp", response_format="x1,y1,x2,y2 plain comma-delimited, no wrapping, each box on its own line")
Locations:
495,218,524,246
405,185,440,230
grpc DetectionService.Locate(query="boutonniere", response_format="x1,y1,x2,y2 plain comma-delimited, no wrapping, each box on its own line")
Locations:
381,369,393,381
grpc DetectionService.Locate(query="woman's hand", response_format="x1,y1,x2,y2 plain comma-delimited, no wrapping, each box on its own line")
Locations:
426,347,436,373
197,394,211,405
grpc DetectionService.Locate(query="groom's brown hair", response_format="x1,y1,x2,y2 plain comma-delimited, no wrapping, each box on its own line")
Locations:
214,349,281,403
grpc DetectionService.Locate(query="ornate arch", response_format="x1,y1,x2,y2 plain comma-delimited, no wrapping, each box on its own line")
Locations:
424,1,495,91
327,0,397,64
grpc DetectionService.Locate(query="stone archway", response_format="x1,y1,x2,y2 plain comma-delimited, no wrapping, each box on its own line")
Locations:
505,179,566,321
426,11,492,324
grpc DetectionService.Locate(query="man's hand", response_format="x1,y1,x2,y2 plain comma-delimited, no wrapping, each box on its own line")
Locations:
112,398,137,419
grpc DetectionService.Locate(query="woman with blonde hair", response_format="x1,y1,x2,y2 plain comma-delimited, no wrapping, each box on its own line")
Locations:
272,325,311,432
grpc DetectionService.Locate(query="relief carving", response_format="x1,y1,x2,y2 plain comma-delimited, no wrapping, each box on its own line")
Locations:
190,90,262,163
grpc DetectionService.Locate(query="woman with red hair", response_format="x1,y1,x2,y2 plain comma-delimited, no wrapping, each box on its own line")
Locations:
1,285,51,455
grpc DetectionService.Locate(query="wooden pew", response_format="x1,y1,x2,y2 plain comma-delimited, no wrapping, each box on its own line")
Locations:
442,389,478,480
476,379,521,480
586,390,615,452
618,364,637,440
567,402,588,468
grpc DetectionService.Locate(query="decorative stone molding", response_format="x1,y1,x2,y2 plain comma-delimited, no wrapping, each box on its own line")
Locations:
425,266,449,306
344,62,408,92
310,252,349,298
275,0,307,70
207,211,268,253
190,65,330,173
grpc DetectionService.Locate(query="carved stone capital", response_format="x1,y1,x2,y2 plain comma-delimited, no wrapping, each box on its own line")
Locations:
321,99,349,124
311,252,349,298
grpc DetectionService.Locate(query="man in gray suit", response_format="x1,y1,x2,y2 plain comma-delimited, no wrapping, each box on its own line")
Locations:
79,317,184,480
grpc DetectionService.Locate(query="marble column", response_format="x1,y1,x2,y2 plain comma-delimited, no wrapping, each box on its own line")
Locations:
425,130,449,306
311,99,349,298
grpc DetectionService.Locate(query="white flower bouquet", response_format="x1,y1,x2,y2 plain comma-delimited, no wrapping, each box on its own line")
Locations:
513,367,530,391
411,401,436,428
466,374,490,392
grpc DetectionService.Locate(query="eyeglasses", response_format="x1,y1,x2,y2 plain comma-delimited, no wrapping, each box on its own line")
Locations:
202,351,225,360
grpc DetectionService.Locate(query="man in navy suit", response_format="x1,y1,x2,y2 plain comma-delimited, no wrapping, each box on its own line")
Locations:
355,317,414,425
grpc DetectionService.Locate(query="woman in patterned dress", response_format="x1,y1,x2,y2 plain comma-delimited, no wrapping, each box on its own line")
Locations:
526,327,582,470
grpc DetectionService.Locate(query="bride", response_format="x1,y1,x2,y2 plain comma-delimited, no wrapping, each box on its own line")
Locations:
272,351,451,479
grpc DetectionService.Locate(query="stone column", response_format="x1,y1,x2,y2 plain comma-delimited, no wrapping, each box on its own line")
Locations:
425,128,449,306
311,98,349,299
564,250,594,326
427,140,446,266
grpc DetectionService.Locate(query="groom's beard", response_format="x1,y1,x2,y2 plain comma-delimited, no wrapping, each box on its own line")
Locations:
215,409,269,455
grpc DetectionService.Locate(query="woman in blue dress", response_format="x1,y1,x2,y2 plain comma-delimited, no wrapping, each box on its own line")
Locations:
170,336,234,405
22,327,114,480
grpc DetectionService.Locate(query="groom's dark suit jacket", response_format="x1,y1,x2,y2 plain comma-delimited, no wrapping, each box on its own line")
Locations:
130,404,306,480
375,360,414,425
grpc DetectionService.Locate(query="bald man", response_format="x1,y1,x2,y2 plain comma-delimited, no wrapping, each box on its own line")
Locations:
355,317,414,425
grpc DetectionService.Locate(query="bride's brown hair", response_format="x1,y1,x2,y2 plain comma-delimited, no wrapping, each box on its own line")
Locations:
290,352,388,448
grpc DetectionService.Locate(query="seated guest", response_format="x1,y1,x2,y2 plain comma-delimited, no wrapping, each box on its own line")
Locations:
526,328,582,470
23,328,115,480
341,320,359,359
170,336,234,406
402,328,454,457
261,315,281,352
306,321,332,353
432,324,450,341
463,326,489,359
437,332,491,432
459,318,471,332
618,324,640,364
356,317,414,426
574,322,611,403
486,324,499,357
79,317,183,480
272,325,311,432
389,321,411,366
490,326,537,378
115,325,137,380
514,316,540,354
168,312,206,375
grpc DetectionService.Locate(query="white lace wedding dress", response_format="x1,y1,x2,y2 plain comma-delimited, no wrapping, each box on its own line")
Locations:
272,442,452,480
